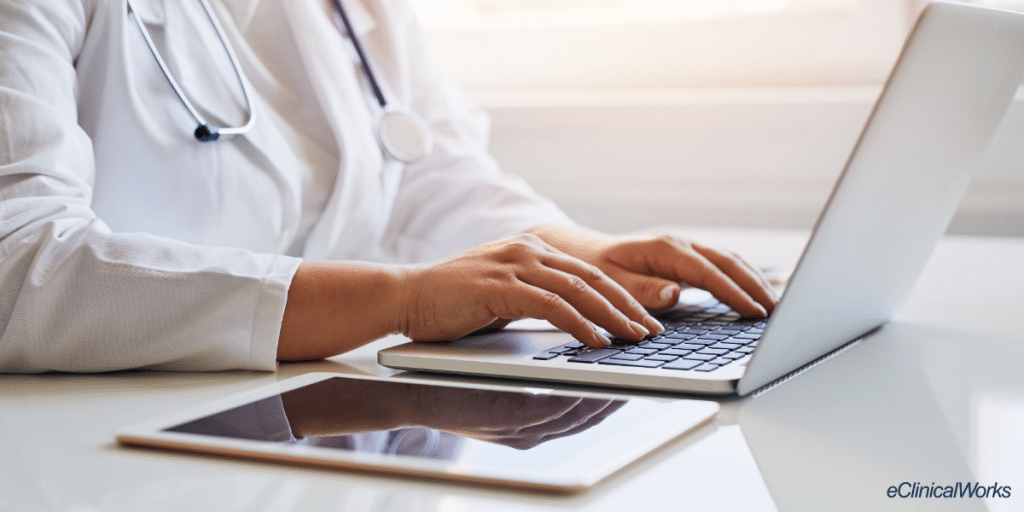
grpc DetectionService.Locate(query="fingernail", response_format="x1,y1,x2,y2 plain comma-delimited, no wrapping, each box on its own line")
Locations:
627,320,648,338
659,285,677,302
593,329,612,347
644,314,665,335
756,303,768,317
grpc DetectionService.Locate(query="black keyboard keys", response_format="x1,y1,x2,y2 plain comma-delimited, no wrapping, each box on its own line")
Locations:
567,348,621,363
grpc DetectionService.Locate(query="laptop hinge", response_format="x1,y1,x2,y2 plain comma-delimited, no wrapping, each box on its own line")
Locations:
750,327,879,398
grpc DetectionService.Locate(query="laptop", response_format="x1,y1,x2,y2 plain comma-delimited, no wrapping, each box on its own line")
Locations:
379,1,1024,396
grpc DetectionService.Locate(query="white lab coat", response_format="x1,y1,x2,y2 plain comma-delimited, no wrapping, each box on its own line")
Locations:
0,0,573,373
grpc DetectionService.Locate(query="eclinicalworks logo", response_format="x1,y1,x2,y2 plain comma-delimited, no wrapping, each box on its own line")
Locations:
888,482,1011,499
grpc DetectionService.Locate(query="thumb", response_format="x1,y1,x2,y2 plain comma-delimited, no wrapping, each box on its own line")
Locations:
606,268,680,309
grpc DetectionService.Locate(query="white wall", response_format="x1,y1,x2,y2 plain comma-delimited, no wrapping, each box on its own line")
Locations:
479,88,1024,237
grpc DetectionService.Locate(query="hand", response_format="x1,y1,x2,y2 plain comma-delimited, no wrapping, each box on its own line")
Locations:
531,226,778,317
398,233,664,348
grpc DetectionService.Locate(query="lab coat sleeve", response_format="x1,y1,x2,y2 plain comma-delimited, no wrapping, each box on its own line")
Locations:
0,1,300,373
376,0,577,264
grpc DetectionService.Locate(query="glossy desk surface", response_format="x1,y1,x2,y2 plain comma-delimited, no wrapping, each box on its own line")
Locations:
2,228,1022,512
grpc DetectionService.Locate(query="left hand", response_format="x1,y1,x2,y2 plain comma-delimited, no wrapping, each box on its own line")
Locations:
531,226,779,317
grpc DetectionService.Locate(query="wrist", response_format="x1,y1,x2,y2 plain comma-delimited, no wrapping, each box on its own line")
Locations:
278,261,412,361
389,263,416,337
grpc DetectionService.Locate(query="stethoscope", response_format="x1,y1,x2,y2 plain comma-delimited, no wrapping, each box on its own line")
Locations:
126,0,433,163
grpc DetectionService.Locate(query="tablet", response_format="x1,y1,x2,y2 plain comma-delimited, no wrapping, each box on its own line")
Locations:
116,373,717,493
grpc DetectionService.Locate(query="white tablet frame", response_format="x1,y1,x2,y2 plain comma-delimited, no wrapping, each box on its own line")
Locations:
116,372,718,493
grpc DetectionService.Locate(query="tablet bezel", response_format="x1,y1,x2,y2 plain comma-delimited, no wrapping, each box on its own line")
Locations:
116,372,718,493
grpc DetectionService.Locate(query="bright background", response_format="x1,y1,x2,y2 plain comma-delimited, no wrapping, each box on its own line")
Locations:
412,0,1024,236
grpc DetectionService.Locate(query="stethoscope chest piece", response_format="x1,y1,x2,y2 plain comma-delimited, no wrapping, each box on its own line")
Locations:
379,110,433,163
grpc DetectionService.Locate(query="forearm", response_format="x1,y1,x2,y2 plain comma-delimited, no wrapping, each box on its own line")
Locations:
277,261,407,361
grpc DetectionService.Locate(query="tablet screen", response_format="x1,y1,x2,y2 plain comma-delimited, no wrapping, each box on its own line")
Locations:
120,374,717,492
166,376,629,462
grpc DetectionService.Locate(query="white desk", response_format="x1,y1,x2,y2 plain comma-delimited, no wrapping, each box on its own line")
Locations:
2,228,1022,512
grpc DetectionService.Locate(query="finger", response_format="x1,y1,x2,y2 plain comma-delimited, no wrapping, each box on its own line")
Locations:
536,252,664,336
516,265,650,341
602,265,681,310
487,282,613,348
658,248,768,318
693,244,778,313
736,256,782,303
704,245,778,303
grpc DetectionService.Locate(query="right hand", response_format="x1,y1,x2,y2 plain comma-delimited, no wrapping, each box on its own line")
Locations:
397,234,664,348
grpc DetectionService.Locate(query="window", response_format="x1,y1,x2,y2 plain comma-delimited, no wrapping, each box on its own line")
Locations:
412,0,914,91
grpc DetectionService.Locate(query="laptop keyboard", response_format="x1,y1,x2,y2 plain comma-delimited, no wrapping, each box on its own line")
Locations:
532,299,765,372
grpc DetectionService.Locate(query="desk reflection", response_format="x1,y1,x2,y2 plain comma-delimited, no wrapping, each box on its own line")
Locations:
737,324,989,512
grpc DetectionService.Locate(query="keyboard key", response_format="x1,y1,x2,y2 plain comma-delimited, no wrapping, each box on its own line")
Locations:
646,354,679,362
656,338,690,346
736,346,755,354
663,332,698,340
610,339,642,349
697,348,729,356
551,342,587,353
722,352,746,360
598,358,666,368
682,353,716,361
734,332,761,340
626,348,658,355
661,348,694,356
533,352,559,360
608,352,645,361
710,357,733,366
685,338,716,346
639,341,672,350
674,343,704,351
698,333,731,341
694,363,720,372
568,348,621,363
677,327,711,335
661,359,702,371
710,342,743,350
717,329,743,335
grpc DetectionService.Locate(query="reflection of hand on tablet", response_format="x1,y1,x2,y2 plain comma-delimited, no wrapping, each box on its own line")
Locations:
411,386,626,450
281,378,625,450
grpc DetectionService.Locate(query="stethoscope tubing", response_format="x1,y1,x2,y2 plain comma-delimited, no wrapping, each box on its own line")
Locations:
328,0,388,109
126,0,257,141
126,0,431,162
